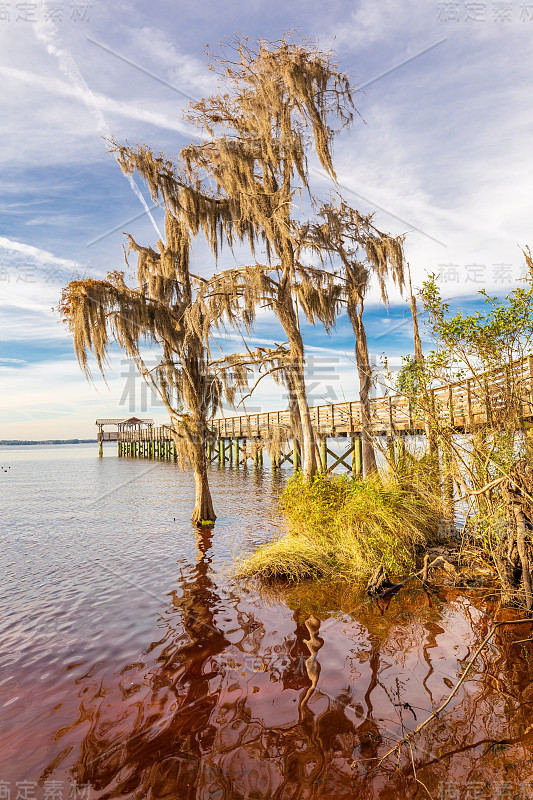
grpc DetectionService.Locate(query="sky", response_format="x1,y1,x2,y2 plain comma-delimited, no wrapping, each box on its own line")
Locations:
1,0,532,439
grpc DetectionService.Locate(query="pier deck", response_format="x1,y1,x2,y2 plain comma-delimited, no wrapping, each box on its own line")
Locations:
98,356,533,473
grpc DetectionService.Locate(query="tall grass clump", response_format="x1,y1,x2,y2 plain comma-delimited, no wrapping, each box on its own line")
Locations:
235,459,444,584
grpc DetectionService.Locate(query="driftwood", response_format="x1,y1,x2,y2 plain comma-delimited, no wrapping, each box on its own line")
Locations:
366,565,395,595
365,555,459,598
367,617,533,771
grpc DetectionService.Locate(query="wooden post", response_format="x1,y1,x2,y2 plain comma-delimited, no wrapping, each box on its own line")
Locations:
218,439,224,464
233,438,239,466
320,437,327,472
99,440,103,457
353,436,362,477
526,424,533,464
466,379,473,431
293,439,300,472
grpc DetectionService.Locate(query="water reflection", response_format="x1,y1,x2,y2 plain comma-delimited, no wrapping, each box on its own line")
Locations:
40,535,533,800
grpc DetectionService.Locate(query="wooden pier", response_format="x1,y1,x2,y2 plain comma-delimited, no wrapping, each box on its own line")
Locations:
98,355,533,474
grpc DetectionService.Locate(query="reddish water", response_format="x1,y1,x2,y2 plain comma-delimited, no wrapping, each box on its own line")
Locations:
2,446,533,799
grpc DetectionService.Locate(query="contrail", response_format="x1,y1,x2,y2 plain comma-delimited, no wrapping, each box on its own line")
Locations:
33,10,162,241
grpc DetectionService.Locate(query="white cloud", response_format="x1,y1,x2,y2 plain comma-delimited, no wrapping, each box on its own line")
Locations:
125,25,215,98
0,65,199,136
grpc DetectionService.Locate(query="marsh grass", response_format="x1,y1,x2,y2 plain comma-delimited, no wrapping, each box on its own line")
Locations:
235,457,444,583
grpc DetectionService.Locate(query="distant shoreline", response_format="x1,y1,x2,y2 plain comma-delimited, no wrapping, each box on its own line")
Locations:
0,440,98,446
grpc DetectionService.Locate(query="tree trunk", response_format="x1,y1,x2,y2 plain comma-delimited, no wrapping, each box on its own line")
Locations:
294,369,317,479
408,263,424,366
515,506,533,610
347,300,377,475
277,292,317,480
190,440,216,527
286,371,304,446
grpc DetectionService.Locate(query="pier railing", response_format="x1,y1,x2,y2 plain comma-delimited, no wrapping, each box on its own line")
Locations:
101,354,533,471
209,354,533,439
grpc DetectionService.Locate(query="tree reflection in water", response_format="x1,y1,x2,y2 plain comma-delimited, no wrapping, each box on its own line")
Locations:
43,532,533,799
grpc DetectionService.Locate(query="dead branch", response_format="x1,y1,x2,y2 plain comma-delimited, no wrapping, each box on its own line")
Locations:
367,617,533,771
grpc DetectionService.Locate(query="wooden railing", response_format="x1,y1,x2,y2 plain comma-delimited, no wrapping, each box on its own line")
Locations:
114,355,533,442
210,354,533,439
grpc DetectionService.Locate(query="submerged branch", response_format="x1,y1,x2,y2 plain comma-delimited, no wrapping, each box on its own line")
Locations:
369,617,533,771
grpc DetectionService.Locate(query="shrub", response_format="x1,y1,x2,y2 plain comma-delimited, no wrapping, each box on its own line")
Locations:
235,463,443,583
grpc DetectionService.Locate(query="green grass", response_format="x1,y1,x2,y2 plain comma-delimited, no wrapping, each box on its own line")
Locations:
235,461,443,584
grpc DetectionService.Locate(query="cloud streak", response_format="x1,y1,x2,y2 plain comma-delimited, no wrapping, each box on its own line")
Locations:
33,10,162,240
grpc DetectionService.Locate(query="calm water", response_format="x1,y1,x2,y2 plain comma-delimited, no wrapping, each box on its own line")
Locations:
1,444,533,799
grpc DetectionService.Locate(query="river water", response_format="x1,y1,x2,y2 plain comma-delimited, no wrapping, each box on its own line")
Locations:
1,444,533,799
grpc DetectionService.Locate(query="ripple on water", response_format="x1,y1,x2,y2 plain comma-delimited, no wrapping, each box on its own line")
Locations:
1,445,533,798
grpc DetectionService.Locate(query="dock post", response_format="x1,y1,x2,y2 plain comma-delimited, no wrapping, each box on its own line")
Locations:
320,437,327,472
233,438,239,466
218,438,224,464
293,439,300,472
352,436,362,477
98,440,103,457
259,446,263,467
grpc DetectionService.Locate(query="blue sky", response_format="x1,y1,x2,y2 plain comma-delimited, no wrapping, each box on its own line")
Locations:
1,0,532,438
